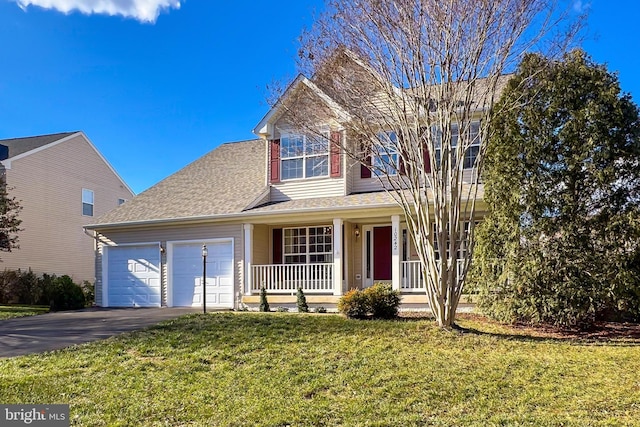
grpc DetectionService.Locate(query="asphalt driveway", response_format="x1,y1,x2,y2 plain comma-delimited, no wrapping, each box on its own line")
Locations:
0,307,200,358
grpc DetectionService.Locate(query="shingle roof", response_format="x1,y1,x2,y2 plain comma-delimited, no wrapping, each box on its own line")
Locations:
91,139,267,225
246,184,484,214
248,191,397,213
0,132,78,158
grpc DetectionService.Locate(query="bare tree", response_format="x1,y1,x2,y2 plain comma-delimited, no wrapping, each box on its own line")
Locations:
274,0,583,327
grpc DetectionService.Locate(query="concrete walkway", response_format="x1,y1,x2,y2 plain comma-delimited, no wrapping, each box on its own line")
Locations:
0,307,199,358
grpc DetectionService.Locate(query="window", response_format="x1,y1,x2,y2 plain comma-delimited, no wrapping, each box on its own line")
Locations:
82,189,94,216
372,131,399,176
117,198,126,206
462,122,481,169
283,226,333,264
280,130,329,180
434,121,481,169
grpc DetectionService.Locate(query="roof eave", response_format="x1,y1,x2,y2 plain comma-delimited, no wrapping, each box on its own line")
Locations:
85,202,399,231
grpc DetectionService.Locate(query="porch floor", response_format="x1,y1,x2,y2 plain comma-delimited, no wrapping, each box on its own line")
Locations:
241,294,475,312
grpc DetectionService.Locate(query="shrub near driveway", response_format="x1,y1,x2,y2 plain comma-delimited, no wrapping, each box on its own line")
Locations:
1,313,639,426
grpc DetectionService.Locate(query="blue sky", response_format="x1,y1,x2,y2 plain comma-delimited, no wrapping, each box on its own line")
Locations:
0,0,638,194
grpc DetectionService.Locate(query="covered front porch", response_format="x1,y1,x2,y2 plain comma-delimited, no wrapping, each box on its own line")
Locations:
241,215,465,303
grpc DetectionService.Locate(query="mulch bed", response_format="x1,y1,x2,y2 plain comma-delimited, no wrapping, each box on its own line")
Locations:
400,311,640,342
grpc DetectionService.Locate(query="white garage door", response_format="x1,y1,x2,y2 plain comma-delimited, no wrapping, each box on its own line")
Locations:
170,240,234,308
105,244,161,307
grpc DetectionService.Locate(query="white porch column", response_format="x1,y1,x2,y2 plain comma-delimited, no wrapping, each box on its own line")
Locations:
391,215,401,292
243,223,254,296
333,218,343,296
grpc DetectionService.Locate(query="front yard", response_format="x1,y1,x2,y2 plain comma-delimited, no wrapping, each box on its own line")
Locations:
0,305,49,320
0,313,638,426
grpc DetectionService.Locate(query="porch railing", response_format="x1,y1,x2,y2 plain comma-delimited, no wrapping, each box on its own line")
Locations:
251,263,334,294
401,259,467,291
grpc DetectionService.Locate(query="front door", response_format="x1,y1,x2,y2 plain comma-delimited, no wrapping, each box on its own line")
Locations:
363,225,392,287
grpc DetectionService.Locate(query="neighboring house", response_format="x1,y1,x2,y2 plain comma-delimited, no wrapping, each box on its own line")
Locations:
86,72,488,309
0,132,134,284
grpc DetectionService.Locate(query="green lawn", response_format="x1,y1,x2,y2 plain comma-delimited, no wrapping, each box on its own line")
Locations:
0,304,49,320
0,313,638,426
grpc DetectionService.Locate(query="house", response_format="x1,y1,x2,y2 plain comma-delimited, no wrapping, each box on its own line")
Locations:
86,70,490,309
0,131,134,284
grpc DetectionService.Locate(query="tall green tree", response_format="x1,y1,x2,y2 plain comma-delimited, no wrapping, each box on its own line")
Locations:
0,176,22,257
472,50,640,328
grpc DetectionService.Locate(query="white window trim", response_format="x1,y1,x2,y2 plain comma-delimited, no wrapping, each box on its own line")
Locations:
82,188,94,217
372,131,399,177
283,226,333,264
435,121,481,170
280,128,330,181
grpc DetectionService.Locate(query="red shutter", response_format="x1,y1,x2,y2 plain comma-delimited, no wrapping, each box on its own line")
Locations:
360,142,372,178
272,228,282,264
398,134,406,175
423,146,431,174
330,131,342,178
269,139,281,183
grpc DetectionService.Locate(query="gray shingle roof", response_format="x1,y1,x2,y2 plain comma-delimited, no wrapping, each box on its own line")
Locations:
246,184,484,214
248,191,397,213
0,132,78,158
91,139,267,225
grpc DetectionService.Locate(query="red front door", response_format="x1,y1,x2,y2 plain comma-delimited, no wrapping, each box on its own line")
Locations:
373,226,392,280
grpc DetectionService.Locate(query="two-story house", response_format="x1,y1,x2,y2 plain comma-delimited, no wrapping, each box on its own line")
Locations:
0,131,135,284
86,69,488,309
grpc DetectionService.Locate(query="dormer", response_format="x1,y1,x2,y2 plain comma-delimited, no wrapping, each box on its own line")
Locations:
253,75,349,202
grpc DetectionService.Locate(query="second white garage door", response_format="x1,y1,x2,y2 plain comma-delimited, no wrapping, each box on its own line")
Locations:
169,240,234,308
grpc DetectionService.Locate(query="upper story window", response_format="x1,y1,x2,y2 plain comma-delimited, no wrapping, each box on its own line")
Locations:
82,189,94,216
117,198,127,206
280,130,329,180
372,131,399,177
435,121,481,169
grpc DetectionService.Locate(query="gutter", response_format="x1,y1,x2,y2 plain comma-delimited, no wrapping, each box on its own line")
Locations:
84,202,400,231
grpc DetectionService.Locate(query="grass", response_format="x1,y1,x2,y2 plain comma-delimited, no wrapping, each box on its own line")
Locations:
0,304,49,320
0,313,639,426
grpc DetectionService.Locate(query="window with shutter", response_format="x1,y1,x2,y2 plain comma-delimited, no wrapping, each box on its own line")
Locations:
270,139,281,183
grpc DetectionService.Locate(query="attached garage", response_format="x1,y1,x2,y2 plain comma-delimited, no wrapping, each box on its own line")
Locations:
168,239,234,309
103,244,161,307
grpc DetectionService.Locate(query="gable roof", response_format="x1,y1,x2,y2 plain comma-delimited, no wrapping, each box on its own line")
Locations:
0,131,135,197
0,132,78,158
89,139,267,226
253,74,350,137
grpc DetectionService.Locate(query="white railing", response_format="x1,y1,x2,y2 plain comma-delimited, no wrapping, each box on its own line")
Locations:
401,259,467,291
251,263,334,294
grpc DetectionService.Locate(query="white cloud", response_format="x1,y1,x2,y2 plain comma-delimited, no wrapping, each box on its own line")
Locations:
14,0,181,23
572,0,590,14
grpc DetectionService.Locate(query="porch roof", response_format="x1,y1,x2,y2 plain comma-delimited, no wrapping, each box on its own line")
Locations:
246,191,397,213
245,184,484,214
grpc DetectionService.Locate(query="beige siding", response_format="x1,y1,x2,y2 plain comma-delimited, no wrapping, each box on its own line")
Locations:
1,134,133,284
268,114,346,202
252,224,270,266
94,240,104,306
95,222,244,307
270,178,345,202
